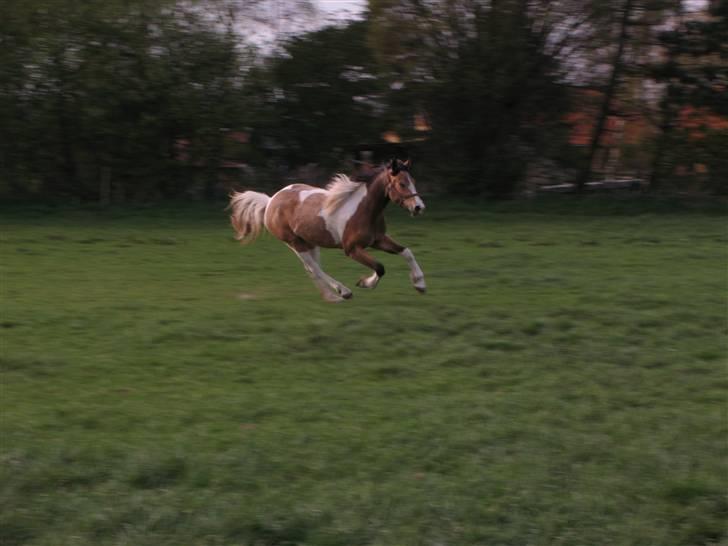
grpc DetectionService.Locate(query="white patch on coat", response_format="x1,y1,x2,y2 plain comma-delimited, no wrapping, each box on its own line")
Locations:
318,183,368,244
323,174,362,213
299,188,327,203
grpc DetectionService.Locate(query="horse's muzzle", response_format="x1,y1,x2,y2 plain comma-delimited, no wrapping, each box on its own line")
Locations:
409,203,425,217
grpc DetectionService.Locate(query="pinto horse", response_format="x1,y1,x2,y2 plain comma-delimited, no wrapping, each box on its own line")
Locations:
229,159,427,302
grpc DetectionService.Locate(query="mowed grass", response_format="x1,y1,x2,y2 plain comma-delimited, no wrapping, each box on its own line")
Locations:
1,199,726,546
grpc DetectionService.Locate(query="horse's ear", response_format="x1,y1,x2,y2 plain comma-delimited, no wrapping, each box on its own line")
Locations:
389,158,399,175
402,158,411,169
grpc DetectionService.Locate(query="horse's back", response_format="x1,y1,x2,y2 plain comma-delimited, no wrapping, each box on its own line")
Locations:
268,184,326,218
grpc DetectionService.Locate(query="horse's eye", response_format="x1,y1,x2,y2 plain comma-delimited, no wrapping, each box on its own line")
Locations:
399,182,406,188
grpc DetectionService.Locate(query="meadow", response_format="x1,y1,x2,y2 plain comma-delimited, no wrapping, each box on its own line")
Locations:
1,198,726,546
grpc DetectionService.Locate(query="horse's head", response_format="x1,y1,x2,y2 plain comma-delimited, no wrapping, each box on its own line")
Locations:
385,159,426,216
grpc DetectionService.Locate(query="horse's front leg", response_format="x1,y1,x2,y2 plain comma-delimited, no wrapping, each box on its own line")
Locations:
346,246,385,289
373,235,426,293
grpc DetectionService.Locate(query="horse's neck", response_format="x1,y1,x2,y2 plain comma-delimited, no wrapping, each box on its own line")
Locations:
358,173,389,221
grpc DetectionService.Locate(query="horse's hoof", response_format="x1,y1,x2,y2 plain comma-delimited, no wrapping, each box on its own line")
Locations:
321,292,345,303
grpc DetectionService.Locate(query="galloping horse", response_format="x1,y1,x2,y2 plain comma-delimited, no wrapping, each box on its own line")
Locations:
229,159,427,302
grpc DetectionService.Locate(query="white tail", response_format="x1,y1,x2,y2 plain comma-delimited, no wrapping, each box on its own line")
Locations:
228,191,271,244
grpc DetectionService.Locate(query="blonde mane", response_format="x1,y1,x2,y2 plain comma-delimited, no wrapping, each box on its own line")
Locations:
323,174,365,214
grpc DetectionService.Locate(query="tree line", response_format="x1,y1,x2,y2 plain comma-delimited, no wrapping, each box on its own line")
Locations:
1,0,725,202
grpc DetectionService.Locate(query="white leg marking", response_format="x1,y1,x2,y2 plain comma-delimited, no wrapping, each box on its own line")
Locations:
356,271,380,289
400,248,426,293
289,246,352,301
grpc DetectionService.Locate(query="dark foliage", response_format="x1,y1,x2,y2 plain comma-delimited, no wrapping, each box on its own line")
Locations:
1,0,725,201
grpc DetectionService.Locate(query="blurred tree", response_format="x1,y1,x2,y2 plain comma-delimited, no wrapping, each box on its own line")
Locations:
574,0,635,191
261,20,383,168
0,0,251,201
561,0,723,191
3,0,721,201
650,0,728,193
367,0,570,197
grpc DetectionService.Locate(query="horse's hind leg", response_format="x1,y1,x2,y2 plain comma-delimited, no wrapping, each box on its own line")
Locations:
309,247,354,299
288,243,352,302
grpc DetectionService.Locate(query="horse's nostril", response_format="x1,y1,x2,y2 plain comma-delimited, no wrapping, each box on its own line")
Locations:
415,205,422,212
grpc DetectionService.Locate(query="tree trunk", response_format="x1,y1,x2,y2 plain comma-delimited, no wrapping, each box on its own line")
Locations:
649,2,684,192
576,0,634,192
649,111,673,191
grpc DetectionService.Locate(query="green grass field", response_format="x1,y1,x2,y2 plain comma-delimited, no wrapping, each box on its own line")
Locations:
1,199,726,546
